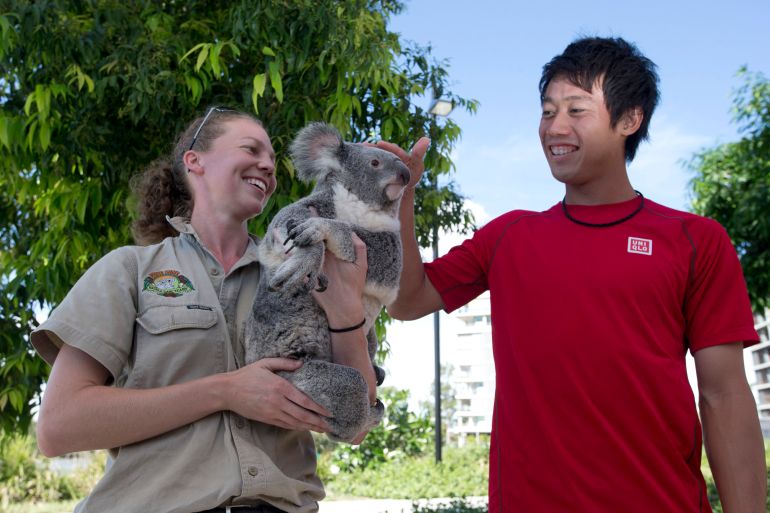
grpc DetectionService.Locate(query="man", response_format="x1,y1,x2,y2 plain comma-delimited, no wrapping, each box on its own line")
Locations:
382,37,766,512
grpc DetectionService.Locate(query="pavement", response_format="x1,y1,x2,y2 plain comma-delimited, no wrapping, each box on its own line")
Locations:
318,497,487,513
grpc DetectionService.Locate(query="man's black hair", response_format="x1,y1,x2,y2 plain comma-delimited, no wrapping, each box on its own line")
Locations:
539,37,660,162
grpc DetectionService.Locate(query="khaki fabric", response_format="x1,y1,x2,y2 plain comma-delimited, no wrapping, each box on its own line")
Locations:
31,218,324,513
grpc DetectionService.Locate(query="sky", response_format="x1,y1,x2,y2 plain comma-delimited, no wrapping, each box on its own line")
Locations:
381,0,770,407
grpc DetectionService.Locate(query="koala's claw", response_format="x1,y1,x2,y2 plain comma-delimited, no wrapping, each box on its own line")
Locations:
284,243,295,255
315,275,328,292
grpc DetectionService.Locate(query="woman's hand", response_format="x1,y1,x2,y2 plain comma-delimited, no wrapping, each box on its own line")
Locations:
224,358,332,433
312,233,368,328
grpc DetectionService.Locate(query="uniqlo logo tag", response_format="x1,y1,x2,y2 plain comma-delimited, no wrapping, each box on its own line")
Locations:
627,237,652,255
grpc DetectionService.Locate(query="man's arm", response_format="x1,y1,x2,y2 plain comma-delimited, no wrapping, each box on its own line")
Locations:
372,139,444,320
695,342,766,513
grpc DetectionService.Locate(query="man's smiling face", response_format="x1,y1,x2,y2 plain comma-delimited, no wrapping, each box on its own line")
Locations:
539,76,627,188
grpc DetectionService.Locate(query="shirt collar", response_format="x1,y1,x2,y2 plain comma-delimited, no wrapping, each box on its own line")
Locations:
166,216,261,265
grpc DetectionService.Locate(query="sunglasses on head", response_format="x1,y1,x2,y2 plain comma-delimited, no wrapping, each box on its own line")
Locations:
188,107,235,151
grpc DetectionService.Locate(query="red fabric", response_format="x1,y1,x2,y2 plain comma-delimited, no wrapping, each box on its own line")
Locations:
424,197,758,513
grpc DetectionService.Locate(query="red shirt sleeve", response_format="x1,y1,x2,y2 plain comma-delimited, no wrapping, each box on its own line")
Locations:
683,217,759,351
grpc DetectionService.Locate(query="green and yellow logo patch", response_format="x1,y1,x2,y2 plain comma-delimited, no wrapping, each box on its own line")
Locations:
143,270,195,297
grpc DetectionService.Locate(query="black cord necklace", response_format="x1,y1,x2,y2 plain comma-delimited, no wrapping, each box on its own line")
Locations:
561,190,645,228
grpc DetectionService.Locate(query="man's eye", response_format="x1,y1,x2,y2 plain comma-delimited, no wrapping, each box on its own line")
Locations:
541,110,554,118
569,108,584,114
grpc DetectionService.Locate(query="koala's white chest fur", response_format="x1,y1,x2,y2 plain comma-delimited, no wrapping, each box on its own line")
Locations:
332,184,400,233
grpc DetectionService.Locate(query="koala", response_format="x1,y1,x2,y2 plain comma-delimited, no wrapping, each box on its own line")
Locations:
244,122,410,443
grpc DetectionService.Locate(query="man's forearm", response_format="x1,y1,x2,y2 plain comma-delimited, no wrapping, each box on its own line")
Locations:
701,384,767,512
389,187,442,320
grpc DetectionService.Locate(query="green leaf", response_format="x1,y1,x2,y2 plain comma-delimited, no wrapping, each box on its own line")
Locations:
268,61,283,103
252,73,267,113
195,44,210,72
262,46,275,56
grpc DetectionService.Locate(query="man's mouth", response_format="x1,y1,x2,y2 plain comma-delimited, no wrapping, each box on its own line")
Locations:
244,177,267,192
549,145,578,156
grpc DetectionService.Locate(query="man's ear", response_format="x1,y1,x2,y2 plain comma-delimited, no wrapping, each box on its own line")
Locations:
620,107,643,136
183,150,203,175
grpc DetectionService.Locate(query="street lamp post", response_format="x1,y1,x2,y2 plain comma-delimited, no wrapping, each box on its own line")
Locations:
428,97,453,463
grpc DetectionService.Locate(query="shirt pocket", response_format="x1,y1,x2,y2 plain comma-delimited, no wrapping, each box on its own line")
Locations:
129,304,222,388
136,304,218,333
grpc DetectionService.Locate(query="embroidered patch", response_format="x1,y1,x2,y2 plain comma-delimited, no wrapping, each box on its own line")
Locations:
627,237,653,256
143,270,195,297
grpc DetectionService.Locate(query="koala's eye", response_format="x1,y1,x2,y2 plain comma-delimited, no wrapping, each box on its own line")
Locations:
371,159,380,168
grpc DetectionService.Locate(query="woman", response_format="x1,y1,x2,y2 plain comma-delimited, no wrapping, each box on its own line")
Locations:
32,108,374,513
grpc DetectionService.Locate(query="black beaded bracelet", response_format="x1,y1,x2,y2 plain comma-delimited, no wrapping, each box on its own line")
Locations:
328,318,366,333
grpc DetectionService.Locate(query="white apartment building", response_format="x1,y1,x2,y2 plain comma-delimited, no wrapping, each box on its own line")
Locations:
748,307,770,436
445,291,495,444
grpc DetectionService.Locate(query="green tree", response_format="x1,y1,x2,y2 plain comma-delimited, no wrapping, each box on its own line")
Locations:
0,0,477,433
690,67,770,309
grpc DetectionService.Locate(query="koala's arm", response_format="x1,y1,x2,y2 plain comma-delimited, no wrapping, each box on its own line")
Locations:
387,186,444,320
286,217,357,263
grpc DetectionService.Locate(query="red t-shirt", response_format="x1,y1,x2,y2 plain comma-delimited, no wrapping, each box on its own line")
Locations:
424,196,758,513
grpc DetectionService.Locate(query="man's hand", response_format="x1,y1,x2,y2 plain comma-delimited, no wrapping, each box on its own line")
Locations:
371,138,430,189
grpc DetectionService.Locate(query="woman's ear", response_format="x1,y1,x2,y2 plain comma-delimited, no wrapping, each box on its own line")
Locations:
620,107,643,135
183,150,203,175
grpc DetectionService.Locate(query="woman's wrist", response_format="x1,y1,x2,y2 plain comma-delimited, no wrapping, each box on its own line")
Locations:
328,318,366,333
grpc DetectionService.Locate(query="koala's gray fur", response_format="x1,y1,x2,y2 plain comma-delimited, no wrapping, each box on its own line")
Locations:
244,122,410,443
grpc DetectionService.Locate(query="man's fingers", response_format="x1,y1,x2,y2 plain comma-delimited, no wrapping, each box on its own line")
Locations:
373,140,409,160
410,137,430,161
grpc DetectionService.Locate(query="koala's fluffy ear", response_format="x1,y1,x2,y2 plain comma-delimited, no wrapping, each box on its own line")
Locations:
289,122,344,183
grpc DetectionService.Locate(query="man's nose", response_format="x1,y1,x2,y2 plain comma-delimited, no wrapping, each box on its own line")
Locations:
546,112,570,136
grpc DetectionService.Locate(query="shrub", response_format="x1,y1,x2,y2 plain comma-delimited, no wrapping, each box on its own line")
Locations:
323,442,489,499
0,430,105,507
411,498,488,513
316,387,433,477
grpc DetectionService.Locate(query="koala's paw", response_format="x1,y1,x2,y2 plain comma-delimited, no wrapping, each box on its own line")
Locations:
366,398,385,430
285,218,328,250
268,247,324,293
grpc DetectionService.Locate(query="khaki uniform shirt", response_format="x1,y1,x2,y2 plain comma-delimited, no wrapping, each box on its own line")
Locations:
31,218,324,513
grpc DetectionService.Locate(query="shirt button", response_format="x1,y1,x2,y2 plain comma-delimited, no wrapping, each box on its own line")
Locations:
248,466,259,476
235,418,245,429
210,268,220,276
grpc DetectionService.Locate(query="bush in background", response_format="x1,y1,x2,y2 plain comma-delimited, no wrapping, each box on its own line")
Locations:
316,387,433,477
323,443,489,499
0,430,104,507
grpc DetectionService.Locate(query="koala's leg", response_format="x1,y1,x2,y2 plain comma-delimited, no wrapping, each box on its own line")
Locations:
279,360,377,443
269,243,325,292
286,217,356,263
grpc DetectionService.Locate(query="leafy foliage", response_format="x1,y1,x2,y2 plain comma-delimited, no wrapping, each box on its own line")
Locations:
689,68,770,309
0,430,105,507
410,498,488,513
0,0,477,433
321,441,489,499
316,387,433,475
